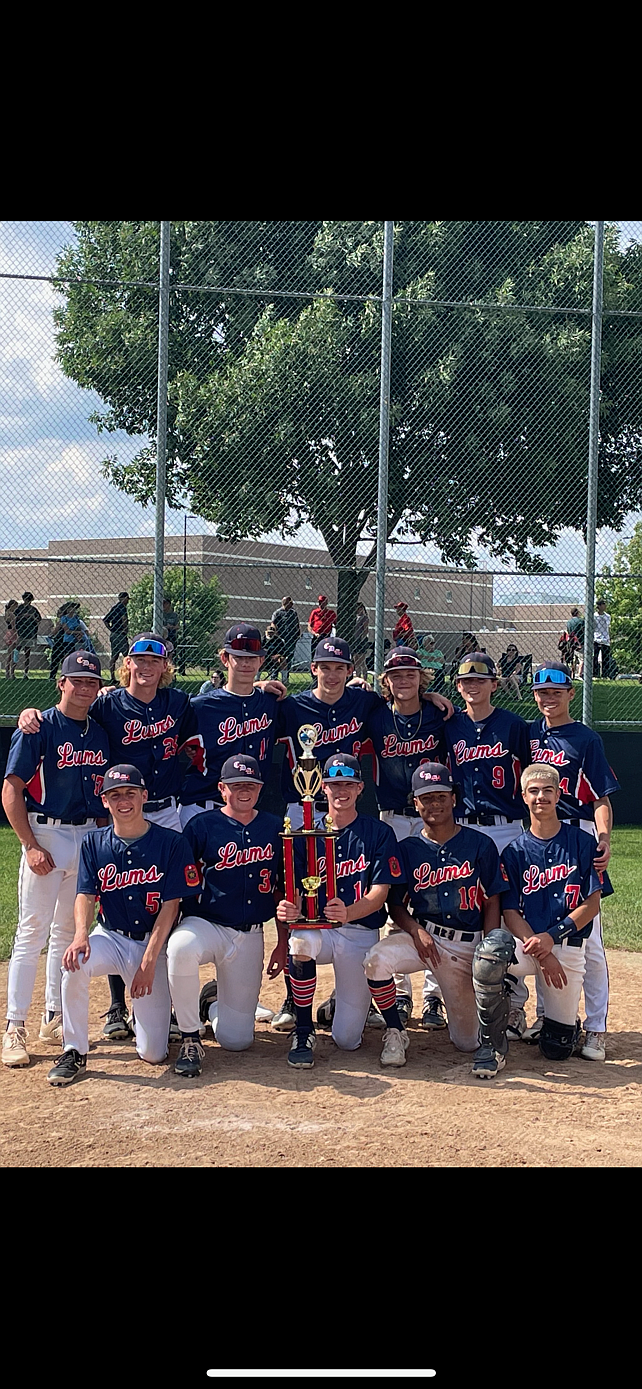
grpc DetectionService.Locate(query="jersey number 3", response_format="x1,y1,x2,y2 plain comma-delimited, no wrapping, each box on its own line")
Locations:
258,868,272,894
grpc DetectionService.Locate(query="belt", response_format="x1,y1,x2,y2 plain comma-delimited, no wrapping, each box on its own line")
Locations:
461,813,517,827
35,815,91,826
567,817,593,828
427,923,478,944
393,807,421,819
145,796,174,813
559,935,585,949
110,927,150,942
189,798,220,810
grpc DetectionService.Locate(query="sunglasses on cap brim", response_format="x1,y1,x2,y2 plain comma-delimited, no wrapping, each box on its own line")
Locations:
326,765,359,779
458,661,494,677
533,669,572,686
228,636,263,652
386,656,420,670
129,640,167,657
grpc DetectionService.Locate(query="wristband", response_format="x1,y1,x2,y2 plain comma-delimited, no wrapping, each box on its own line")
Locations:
548,915,576,946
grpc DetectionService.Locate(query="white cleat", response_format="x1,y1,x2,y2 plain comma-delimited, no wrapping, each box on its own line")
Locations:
39,1013,63,1043
581,1030,606,1062
255,1002,275,1023
380,1028,410,1067
506,1006,527,1040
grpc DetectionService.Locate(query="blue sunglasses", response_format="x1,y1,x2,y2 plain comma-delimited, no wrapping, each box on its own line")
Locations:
533,668,571,686
326,765,358,778
129,639,167,658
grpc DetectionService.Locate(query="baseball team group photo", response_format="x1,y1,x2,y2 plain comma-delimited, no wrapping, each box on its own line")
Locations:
1,218,641,1170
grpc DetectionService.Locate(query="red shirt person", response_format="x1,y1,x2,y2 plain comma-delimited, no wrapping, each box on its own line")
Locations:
392,601,415,647
307,595,337,639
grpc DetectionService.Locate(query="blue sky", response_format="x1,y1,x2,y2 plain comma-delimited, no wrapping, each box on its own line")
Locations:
1,219,640,606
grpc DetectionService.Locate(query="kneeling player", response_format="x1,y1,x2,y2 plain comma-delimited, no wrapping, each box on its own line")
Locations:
274,755,398,1068
470,762,608,1080
362,764,504,1072
167,756,282,1077
48,765,201,1086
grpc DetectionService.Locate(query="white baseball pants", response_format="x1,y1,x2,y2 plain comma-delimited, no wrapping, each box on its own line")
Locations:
509,936,587,1027
60,925,171,1062
167,916,264,1050
145,801,181,833
525,821,609,1032
6,816,96,1023
379,810,422,1000
364,929,481,1052
289,925,379,1051
422,819,524,1008
179,800,218,828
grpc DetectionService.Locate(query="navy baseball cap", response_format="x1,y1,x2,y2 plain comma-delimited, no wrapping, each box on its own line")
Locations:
128,632,168,658
313,636,353,665
457,652,496,679
412,763,455,795
223,623,266,658
533,661,573,689
322,753,362,781
384,646,421,671
60,651,104,681
219,755,263,784
102,764,146,794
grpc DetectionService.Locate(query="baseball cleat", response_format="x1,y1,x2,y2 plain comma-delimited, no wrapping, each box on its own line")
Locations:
48,1049,87,1087
380,1028,410,1067
581,1030,606,1062
472,1045,507,1080
255,1002,275,1023
198,978,218,1025
287,1028,316,1069
316,991,336,1029
2,1025,30,1067
174,1038,205,1078
39,1012,63,1043
522,1016,544,1044
421,997,448,1030
168,1011,182,1044
272,995,297,1032
506,1006,527,1041
366,1002,386,1029
101,1004,133,1041
395,995,413,1030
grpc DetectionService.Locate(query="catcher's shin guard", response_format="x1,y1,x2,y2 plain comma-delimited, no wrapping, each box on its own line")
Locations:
539,1016,581,1061
472,929,515,1058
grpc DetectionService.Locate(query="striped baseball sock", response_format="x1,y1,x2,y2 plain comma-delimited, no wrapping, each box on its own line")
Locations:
283,960,292,999
367,978,403,1030
288,957,316,1031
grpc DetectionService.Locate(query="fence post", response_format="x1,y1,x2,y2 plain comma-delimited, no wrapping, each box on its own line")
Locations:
374,221,395,677
153,220,171,638
582,221,605,727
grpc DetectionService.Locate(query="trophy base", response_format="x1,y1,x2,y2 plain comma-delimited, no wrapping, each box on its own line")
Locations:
286,918,339,930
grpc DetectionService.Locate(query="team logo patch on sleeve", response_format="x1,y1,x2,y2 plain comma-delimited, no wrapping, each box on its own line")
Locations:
389,856,402,878
184,863,200,887
500,863,509,881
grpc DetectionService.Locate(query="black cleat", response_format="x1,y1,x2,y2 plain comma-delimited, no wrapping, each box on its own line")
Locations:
174,1037,205,1078
48,1049,87,1087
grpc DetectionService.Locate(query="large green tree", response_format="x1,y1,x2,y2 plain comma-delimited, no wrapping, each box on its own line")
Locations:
54,220,642,638
127,568,227,668
598,524,642,671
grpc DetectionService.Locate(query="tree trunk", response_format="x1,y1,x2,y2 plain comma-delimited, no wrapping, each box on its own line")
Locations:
336,565,371,647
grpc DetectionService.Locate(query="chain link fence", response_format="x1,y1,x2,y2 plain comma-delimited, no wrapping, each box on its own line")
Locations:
1,219,641,724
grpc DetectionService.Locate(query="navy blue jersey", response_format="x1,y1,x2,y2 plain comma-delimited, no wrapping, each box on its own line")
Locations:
90,687,198,802
289,813,399,932
277,687,378,804
500,823,611,942
445,706,531,820
528,719,620,823
77,823,201,935
366,700,447,812
388,826,504,931
5,707,110,820
180,808,283,929
181,688,279,806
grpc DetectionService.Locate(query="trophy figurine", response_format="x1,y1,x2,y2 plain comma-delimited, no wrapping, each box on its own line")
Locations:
281,725,338,925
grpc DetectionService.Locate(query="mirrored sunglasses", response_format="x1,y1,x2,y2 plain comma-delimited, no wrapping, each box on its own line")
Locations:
228,636,262,652
129,640,166,657
533,668,571,686
458,661,493,677
326,765,358,778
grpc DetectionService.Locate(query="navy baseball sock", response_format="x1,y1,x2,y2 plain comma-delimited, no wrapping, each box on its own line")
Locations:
288,957,316,1032
108,975,127,1009
283,961,292,999
367,978,403,1030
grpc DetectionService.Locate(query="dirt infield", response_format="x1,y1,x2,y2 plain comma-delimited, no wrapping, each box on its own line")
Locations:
2,924,641,1168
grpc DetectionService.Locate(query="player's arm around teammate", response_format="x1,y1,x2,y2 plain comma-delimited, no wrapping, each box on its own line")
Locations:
275,754,397,1069
2,653,110,1070
167,756,283,1077
47,765,201,1086
362,764,503,1071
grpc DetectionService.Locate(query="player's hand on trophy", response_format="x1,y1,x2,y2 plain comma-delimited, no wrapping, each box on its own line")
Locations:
413,925,441,969
538,952,568,990
324,896,348,924
276,895,302,923
63,934,91,971
18,707,43,733
26,844,56,875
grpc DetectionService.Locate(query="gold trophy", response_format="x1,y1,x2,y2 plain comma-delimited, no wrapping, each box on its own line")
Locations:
281,725,338,925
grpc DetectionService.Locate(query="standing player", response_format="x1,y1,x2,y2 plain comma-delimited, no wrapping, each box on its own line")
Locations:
47,764,201,1086
2,652,109,1067
361,764,504,1072
167,756,282,1077
470,762,607,1079
526,660,620,1060
274,754,399,1069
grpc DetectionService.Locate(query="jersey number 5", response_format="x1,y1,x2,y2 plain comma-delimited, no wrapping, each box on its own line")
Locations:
146,892,161,914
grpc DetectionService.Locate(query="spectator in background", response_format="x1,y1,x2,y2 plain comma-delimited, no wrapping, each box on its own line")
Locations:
14,592,42,680
307,594,336,639
352,601,370,679
392,601,414,647
567,607,585,644
49,602,75,680
3,599,18,680
163,597,179,652
450,631,478,683
262,622,288,681
498,643,524,699
198,671,223,695
419,633,445,689
272,595,300,682
594,599,612,678
104,591,130,682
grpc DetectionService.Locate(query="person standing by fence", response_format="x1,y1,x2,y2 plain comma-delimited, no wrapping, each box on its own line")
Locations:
14,593,41,680
593,600,612,678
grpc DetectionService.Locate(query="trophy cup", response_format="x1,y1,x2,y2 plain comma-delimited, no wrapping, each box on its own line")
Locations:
281,724,338,926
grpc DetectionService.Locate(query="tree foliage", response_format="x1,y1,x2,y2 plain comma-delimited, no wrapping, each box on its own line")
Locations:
54,221,642,637
127,568,227,665
598,524,642,672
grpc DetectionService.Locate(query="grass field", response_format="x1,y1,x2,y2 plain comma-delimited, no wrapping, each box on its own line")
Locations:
0,823,638,961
